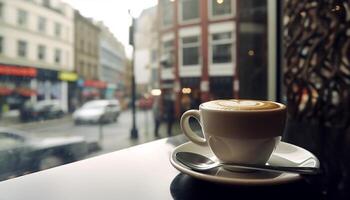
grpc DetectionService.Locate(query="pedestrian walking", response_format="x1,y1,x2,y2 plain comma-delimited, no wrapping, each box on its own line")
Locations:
152,97,161,138
165,99,174,136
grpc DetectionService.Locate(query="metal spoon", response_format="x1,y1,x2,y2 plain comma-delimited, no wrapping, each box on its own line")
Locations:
176,152,320,175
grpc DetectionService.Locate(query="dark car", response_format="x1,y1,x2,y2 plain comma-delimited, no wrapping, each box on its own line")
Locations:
20,100,65,121
0,128,100,181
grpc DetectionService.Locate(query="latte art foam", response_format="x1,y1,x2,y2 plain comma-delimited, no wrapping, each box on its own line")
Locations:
201,100,281,111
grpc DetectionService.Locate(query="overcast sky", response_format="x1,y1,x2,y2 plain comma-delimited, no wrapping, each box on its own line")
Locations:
62,0,157,57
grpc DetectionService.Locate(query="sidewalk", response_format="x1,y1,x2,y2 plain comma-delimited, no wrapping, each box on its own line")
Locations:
0,110,20,127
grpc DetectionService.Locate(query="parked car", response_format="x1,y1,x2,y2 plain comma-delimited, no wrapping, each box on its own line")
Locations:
20,100,65,121
0,128,100,181
73,100,120,125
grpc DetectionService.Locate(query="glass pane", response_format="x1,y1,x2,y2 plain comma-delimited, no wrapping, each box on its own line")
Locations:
182,0,199,21
161,0,173,26
183,47,199,65
212,32,232,41
212,0,232,16
0,36,3,54
212,43,232,63
182,36,198,44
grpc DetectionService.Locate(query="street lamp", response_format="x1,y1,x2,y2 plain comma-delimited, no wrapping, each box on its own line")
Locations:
129,10,138,139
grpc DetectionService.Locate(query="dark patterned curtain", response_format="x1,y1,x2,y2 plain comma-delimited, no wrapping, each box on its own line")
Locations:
283,0,350,199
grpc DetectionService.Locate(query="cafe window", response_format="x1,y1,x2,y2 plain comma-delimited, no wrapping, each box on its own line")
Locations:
180,0,199,22
17,9,28,26
181,36,200,66
161,40,174,68
160,0,174,27
210,0,232,17
37,45,46,60
17,40,27,57
54,22,62,37
54,48,61,64
38,16,46,32
0,36,3,54
211,32,233,63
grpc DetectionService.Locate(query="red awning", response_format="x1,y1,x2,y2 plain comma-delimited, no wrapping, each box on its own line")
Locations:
0,87,13,96
0,65,37,77
15,88,37,97
84,80,107,89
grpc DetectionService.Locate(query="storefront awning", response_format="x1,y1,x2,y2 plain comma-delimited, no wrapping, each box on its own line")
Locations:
0,87,13,96
59,71,78,82
84,80,107,89
15,88,37,97
0,65,37,77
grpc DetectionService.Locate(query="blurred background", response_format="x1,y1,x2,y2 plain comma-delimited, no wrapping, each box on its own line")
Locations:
0,1,349,198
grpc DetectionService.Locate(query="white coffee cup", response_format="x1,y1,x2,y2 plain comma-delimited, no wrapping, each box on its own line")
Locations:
180,99,287,165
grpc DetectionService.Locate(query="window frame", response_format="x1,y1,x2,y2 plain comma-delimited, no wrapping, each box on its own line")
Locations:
54,48,61,64
178,0,200,25
17,9,28,27
37,44,46,61
210,31,234,64
208,0,235,20
180,35,201,67
160,0,174,28
38,16,47,33
17,40,27,58
0,2,4,19
0,36,3,54
161,39,175,68
54,22,62,38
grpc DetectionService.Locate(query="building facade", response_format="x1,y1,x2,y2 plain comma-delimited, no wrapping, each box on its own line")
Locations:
158,0,237,117
0,0,75,112
96,22,126,101
134,6,159,96
74,11,101,104
157,0,275,117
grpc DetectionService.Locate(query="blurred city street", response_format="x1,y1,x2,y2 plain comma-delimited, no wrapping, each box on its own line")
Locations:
1,109,181,155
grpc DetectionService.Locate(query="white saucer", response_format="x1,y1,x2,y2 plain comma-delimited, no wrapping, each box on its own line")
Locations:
170,141,319,185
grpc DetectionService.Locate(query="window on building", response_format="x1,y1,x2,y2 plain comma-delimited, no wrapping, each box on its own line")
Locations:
38,16,47,32
161,40,174,68
0,2,3,19
0,36,3,54
55,22,62,37
180,0,199,22
17,9,28,26
211,0,232,17
160,0,174,26
37,45,46,60
17,40,27,57
211,32,233,63
182,36,200,66
79,61,84,74
43,0,51,7
54,49,61,63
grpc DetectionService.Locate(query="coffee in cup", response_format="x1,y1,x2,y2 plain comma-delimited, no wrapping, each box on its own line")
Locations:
180,99,286,165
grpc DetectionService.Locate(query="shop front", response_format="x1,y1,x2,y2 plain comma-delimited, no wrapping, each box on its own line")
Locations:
180,78,201,114
58,71,79,112
209,76,233,99
0,64,37,112
81,80,107,103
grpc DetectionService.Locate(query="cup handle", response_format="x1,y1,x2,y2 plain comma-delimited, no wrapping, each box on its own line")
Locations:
180,110,206,146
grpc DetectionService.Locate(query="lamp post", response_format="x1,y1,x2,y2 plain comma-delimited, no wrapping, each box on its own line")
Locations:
129,10,138,139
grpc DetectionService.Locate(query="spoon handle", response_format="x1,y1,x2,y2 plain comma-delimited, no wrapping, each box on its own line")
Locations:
221,163,319,175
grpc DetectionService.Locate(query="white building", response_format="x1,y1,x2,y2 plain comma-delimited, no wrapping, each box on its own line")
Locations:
0,0,74,111
134,6,158,90
95,22,126,100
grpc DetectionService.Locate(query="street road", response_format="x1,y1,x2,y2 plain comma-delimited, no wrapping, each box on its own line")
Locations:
2,109,181,155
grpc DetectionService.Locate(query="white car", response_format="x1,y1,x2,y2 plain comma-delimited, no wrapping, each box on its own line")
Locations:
73,100,120,124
